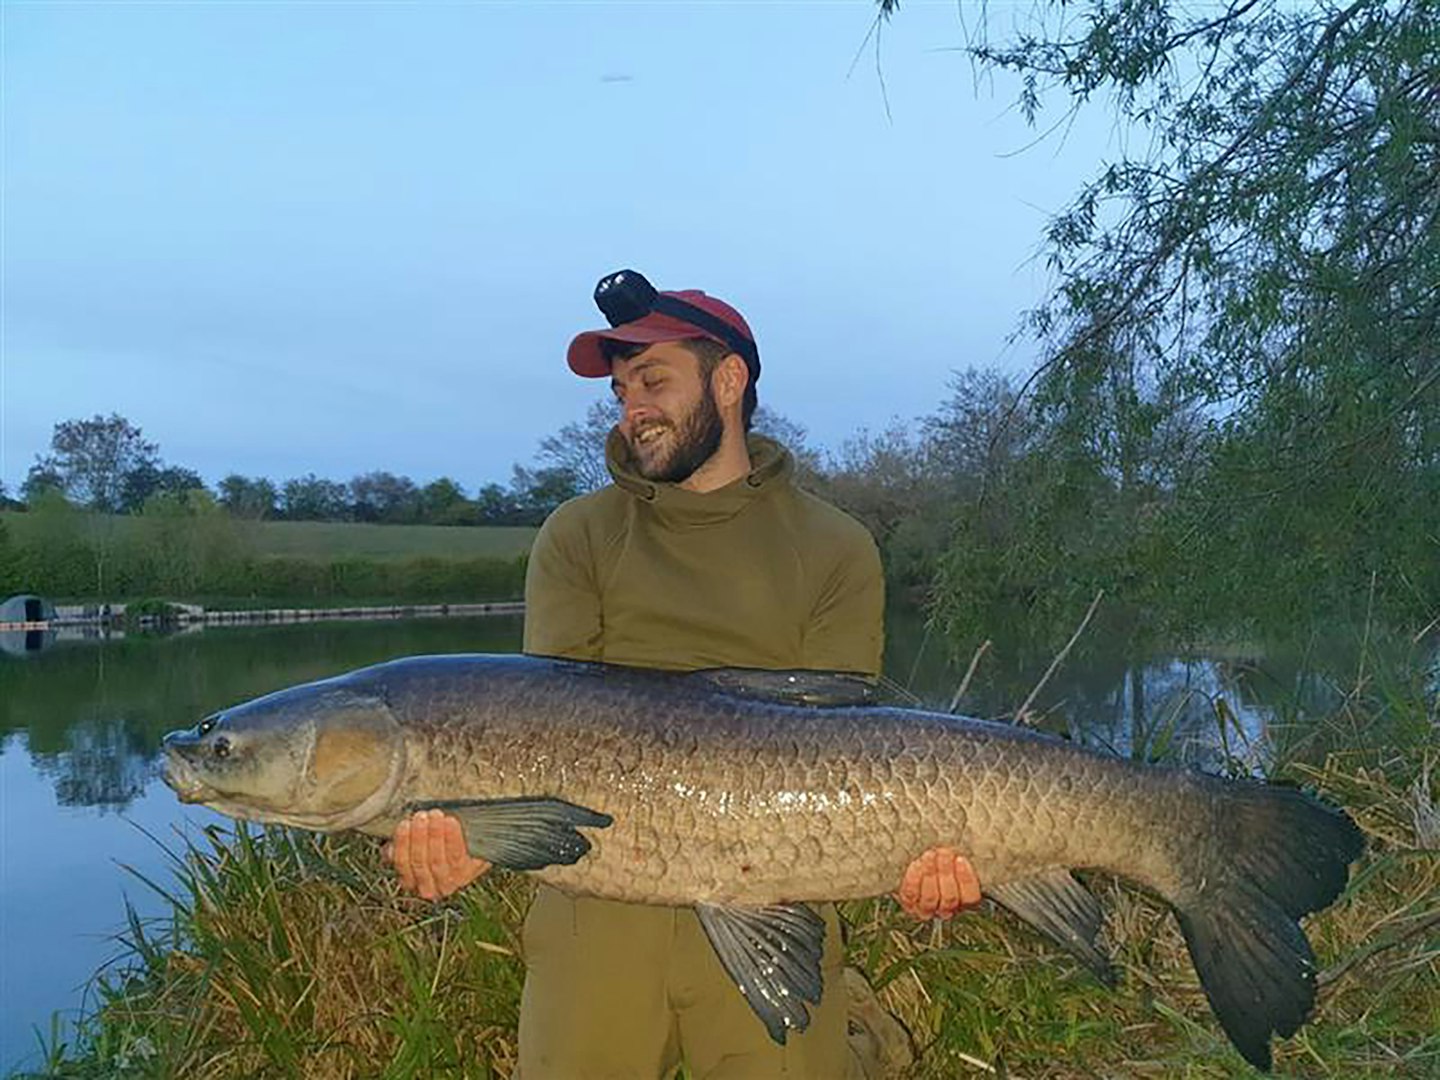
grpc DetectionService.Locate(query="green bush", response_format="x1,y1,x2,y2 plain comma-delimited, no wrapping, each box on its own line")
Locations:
0,519,19,595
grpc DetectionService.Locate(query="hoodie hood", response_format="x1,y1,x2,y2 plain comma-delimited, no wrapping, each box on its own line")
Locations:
604,430,795,528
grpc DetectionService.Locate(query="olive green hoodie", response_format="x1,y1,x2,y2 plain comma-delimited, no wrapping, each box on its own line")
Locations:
523,431,883,675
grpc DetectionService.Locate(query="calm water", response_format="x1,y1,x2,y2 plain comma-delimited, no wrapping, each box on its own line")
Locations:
0,611,1364,1074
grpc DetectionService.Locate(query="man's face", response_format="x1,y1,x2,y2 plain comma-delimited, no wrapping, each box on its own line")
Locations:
610,341,725,484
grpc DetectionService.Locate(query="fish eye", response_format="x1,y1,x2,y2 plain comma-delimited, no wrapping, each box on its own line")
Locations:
212,736,231,759
197,716,218,736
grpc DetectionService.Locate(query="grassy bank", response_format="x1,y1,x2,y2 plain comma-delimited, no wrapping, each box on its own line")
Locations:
0,510,531,606
20,674,1439,1079
0,514,537,562
239,521,535,561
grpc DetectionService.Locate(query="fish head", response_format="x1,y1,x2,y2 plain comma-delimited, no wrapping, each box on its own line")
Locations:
162,679,404,830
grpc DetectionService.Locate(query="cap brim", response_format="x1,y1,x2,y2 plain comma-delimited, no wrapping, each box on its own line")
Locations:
566,313,715,377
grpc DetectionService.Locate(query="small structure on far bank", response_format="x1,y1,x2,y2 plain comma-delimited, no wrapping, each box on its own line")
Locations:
0,594,57,656
1,593,55,626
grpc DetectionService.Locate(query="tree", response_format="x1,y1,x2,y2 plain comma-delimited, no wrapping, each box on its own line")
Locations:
32,414,159,513
419,477,469,524
21,461,66,506
0,480,23,512
349,471,421,524
0,518,18,594
535,400,620,494
136,489,244,595
217,475,278,519
893,0,1440,626
473,483,521,526
509,465,582,525
280,475,350,521
120,463,206,513
751,406,825,485
923,368,1035,497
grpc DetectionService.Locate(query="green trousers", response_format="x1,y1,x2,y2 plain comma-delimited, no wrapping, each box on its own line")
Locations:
517,886,852,1079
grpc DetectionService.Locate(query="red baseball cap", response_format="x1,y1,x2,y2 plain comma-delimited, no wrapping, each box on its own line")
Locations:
567,286,758,379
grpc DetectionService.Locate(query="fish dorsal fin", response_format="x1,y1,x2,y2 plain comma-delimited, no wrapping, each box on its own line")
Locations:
406,796,612,871
695,668,878,707
986,869,1115,985
695,902,826,1044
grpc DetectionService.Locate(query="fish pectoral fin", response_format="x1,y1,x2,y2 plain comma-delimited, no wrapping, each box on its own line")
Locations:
406,797,613,871
694,668,878,707
694,902,826,1045
987,869,1116,986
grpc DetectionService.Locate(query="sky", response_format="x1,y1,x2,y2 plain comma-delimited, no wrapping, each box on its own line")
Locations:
2,1,1121,495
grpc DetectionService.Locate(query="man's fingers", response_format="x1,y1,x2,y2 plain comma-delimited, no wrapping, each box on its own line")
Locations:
956,854,982,909
393,817,416,892
896,862,922,917
917,850,940,918
427,810,453,894
935,847,962,918
442,813,469,873
410,813,439,899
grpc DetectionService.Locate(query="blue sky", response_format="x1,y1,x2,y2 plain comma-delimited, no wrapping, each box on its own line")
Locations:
3,1,1118,494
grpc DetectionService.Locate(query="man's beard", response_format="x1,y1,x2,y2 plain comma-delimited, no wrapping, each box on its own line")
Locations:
628,384,725,484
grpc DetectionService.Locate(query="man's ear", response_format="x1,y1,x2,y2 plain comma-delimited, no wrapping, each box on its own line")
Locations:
711,353,750,411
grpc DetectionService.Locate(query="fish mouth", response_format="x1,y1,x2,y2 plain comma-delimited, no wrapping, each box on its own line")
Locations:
161,752,213,804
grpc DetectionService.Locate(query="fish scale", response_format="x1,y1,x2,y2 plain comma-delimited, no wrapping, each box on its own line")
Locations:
386,663,1195,905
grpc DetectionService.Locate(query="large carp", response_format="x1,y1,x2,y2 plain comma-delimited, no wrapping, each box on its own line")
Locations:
161,654,1362,1071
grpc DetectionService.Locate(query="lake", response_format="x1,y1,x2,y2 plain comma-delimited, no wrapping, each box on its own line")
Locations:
0,609,1372,1075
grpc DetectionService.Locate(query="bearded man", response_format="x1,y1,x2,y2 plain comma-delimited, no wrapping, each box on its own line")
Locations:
388,271,981,1078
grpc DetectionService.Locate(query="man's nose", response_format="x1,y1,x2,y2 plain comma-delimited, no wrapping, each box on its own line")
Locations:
623,399,657,427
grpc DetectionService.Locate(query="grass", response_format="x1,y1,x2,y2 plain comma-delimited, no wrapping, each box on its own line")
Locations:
0,512,537,562
21,827,531,1080
241,521,536,562
18,664,1440,1079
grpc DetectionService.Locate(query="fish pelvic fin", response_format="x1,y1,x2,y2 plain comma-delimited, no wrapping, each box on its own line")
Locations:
695,902,826,1045
986,870,1115,986
1177,783,1364,1071
406,796,613,871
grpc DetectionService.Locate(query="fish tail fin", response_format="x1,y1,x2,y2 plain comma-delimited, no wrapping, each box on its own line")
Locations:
1174,783,1363,1071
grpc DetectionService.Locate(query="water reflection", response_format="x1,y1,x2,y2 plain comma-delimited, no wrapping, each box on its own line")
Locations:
0,627,58,657
33,716,155,810
885,609,1410,777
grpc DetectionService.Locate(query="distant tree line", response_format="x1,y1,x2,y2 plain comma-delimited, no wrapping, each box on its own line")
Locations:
9,413,584,528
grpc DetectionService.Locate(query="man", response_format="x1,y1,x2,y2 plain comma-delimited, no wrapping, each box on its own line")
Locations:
389,271,981,1078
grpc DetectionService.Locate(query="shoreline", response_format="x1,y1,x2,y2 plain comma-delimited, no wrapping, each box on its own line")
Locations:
0,600,525,635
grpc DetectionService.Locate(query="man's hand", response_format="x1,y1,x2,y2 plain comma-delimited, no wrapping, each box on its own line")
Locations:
382,808,492,900
895,846,981,920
